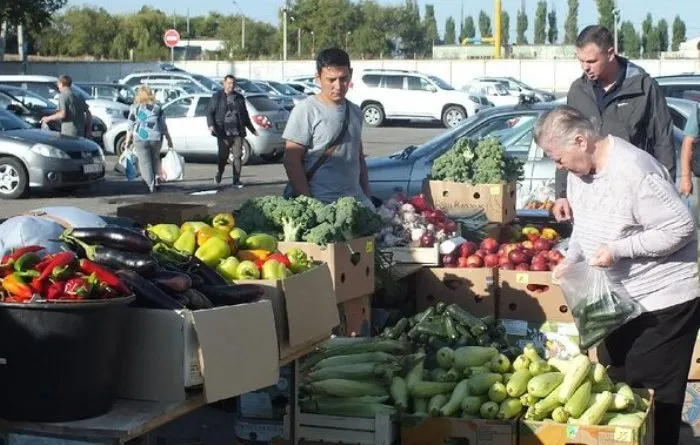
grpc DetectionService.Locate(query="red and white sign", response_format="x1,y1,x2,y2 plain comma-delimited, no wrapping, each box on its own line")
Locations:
163,29,181,48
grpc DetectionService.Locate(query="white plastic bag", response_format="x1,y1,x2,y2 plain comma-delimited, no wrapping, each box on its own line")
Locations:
161,148,185,182
556,261,642,350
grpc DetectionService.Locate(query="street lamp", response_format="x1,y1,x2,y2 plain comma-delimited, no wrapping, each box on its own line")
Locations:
232,0,245,50
345,31,351,51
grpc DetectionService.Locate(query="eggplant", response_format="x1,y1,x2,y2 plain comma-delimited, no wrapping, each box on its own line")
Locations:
161,264,205,288
67,227,153,253
188,257,229,286
116,270,185,310
152,270,192,293
197,284,265,307
90,247,158,276
182,288,214,310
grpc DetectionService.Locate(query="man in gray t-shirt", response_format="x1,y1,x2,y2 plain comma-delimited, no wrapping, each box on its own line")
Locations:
282,48,373,208
41,74,92,138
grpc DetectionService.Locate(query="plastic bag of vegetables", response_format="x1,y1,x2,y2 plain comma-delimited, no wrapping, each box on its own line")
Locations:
556,262,642,350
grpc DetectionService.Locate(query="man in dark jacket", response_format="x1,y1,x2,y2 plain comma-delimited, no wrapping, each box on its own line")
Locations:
206,75,257,187
553,25,676,221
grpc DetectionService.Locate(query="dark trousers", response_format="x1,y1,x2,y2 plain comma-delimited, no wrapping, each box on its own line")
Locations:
595,298,700,445
217,136,243,183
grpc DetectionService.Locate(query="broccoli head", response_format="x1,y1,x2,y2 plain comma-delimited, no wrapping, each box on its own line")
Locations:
235,196,282,234
272,199,318,242
295,195,336,225
333,196,383,241
302,222,345,245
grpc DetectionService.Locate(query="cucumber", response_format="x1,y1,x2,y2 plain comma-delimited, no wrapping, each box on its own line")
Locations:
413,397,428,415
428,394,448,416
506,369,533,398
445,304,488,336
497,398,523,420
440,379,470,416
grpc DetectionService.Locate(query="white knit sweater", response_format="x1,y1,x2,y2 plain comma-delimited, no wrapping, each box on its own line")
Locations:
566,136,699,312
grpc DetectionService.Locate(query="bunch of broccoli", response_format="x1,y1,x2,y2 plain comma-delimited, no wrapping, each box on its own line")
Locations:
430,136,523,184
234,195,382,245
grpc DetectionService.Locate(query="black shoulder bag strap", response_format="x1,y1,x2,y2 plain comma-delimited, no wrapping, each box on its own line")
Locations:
305,103,351,181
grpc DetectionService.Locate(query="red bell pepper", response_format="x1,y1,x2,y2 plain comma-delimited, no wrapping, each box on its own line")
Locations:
31,251,76,293
267,253,291,268
78,259,129,294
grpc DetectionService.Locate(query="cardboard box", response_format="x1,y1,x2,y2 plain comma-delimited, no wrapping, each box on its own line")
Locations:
498,270,573,323
117,202,209,226
385,244,440,266
689,331,700,380
401,416,516,445
682,381,700,437
416,267,497,317
502,319,581,360
519,389,654,445
239,264,340,357
277,237,375,303
118,300,280,403
424,180,517,224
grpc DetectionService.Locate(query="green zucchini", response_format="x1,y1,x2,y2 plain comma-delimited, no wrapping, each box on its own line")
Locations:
445,304,488,336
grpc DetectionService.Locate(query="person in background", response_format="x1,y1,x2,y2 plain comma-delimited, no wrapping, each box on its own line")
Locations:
553,25,675,222
282,48,373,208
124,85,173,193
537,106,698,445
679,102,699,201
206,75,257,188
40,74,92,138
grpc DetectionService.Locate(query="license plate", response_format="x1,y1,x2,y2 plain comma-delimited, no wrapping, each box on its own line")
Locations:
83,163,102,174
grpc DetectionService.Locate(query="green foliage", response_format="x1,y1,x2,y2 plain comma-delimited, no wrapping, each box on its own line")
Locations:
564,0,579,44
461,16,476,42
333,196,383,241
501,12,510,45
657,19,669,52
671,15,686,52
1,0,67,34
619,21,641,58
444,17,456,45
641,13,660,58
423,4,438,43
478,10,492,38
272,200,318,242
516,9,529,45
430,137,523,185
547,10,558,44
596,0,615,33
534,1,547,45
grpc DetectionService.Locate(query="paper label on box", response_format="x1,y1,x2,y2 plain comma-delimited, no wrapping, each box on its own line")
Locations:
614,427,633,442
239,391,275,419
566,425,578,439
366,240,375,253
515,272,530,284
502,319,529,337
490,185,501,196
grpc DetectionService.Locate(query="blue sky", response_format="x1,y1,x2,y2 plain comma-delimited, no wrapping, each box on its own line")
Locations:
71,0,700,42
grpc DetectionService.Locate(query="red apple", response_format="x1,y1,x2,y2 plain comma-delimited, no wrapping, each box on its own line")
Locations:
431,210,446,221
484,253,500,268
457,257,470,268
410,194,429,213
508,250,528,265
442,253,457,266
460,241,477,258
499,261,515,270
522,249,536,261
527,233,541,243
499,256,512,266
444,219,457,233
421,210,433,220
515,263,530,271
503,243,520,256
521,240,535,250
530,260,550,272
475,249,487,258
480,237,500,254
466,255,484,268
534,238,553,252
420,232,436,248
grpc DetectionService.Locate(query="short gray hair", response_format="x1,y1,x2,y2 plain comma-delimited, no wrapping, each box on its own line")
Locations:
533,105,599,148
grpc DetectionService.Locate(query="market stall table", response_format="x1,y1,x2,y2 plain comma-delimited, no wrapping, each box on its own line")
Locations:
0,393,205,444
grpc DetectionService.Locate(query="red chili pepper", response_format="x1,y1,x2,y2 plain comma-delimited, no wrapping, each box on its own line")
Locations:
1,273,34,301
31,251,76,293
46,281,66,300
78,259,129,294
64,277,89,300
1,254,9,264
6,245,45,263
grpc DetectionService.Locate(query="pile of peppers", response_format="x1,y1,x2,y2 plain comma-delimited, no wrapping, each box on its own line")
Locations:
0,245,130,303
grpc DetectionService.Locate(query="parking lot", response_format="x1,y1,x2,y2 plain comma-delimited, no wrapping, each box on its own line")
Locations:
0,123,444,219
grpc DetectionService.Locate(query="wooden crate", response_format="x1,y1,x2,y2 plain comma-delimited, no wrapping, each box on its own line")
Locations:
285,413,396,445
385,245,440,266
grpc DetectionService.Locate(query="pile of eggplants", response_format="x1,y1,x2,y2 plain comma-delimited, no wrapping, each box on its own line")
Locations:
61,227,264,311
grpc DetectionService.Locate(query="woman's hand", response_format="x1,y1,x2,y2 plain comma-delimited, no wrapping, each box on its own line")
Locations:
680,176,694,198
589,245,615,267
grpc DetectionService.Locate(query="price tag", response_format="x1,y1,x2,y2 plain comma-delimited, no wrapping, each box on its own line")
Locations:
515,272,530,284
614,427,634,442
566,425,578,439
490,185,501,196
365,240,375,253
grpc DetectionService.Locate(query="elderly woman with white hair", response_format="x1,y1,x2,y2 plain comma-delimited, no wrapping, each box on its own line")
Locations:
534,105,699,445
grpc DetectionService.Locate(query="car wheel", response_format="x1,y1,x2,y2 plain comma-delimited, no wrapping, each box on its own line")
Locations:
442,106,466,128
0,157,28,200
259,152,284,163
362,103,385,127
115,133,127,156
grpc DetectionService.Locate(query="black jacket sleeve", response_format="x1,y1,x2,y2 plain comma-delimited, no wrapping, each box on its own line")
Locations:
645,79,676,179
206,92,218,128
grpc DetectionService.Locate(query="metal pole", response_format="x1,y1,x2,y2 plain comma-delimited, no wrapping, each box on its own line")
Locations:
298,28,301,58
311,31,315,57
283,0,288,61
171,47,174,64
494,0,502,59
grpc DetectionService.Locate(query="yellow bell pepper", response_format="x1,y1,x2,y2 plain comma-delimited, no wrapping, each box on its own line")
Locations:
173,230,196,255
181,221,210,234
212,213,236,232
147,224,181,246
194,237,231,267
196,225,231,247
540,228,559,241
237,249,270,262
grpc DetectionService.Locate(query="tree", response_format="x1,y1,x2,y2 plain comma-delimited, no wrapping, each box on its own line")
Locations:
657,19,668,52
1,0,67,32
516,8,528,45
619,20,640,58
478,10,492,38
423,4,438,44
444,16,456,44
641,13,654,58
461,16,476,42
671,15,686,51
596,0,615,32
547,9,558,44
534,1,547,44
564,0,578,44
501,11,510,45
396,0,428,57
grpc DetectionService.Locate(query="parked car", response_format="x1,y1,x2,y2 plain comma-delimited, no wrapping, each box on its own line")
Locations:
472,77,556,102
285,75,317,84
655,74,700,102
120,70,222,93
0,85,107,146
0,109,105,199
347,69,491,128
0,75,129,130
254,80,308,105
285,81,320,95
468,81,521,107
234,78,293,111
75,82,135,105
102,93,288,164
367,98,696,218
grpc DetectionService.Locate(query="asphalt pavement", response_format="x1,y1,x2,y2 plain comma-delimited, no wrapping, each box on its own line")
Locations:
0,123,444,219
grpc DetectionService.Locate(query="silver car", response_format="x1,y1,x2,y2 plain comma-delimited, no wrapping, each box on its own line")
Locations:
253,80,308,106
0,109,105,199
103,93,289,164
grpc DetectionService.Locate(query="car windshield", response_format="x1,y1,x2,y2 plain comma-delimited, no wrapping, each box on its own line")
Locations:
494,84,510,95
269,81,299,96
237,79,266,94
3,88,56,110
255,82,275,93
0,110,32,130
191,74,222,91
428,76,454,90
